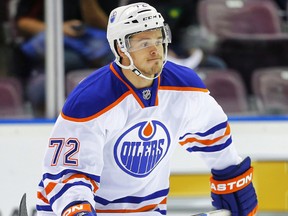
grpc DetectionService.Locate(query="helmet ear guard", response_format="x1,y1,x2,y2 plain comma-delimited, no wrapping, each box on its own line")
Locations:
107,3,171,80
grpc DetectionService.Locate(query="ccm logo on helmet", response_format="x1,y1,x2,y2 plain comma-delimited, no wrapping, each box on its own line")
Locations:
143,15,158,21
210,167,254,194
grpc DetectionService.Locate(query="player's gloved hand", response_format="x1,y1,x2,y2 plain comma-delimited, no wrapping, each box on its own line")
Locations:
62,201,97,216
210,157,258,216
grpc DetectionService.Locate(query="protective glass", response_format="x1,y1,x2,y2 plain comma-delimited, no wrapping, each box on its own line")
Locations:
125,24,171,52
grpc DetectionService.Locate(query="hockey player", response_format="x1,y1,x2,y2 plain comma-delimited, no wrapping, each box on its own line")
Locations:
36,2,258,216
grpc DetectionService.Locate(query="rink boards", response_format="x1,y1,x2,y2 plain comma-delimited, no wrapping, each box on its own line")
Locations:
0,117,287,215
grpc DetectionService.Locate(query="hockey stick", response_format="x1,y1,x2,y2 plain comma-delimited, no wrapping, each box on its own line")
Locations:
19,193,29,216
191,209,231,216
17,193,230,216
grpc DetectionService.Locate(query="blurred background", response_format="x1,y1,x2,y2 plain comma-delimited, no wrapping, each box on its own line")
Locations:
0,0,288,215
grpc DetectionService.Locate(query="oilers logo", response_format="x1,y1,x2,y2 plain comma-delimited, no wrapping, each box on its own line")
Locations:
110,11,117,23
114,120,170,177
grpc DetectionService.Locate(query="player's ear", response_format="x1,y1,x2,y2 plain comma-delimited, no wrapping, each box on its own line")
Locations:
116,45,128,59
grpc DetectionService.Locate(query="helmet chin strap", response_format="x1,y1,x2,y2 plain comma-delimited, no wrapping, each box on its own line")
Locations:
115,51,164,81
132,65,162,80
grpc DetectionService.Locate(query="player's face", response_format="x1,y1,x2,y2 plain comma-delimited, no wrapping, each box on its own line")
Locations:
128,29,164,78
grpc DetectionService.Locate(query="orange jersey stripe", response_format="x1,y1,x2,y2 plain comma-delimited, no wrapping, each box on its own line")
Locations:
62,173,99,193
179,124,231,146
160,197,167,204
44,173,99,197
45,182,57,196
159,86,209,92
37,191,49,204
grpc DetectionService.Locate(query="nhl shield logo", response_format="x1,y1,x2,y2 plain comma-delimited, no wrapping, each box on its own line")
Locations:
142,89,151,100
114,120,171,177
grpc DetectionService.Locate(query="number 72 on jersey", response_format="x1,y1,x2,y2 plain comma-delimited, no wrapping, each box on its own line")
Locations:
49,138,80,166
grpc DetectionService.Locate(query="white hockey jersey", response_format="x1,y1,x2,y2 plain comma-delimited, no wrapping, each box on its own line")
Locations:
36,61,241,215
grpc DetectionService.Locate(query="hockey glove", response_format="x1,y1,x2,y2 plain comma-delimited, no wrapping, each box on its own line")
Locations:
210,157,258,216
62,201,96,216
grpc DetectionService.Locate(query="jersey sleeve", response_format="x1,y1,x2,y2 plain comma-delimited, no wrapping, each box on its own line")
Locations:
178,91,242,170
37,115,105,215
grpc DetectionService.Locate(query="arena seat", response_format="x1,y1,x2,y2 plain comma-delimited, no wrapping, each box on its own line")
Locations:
198,0,288,94
196,68,249,114
216,35,288,94
0,76,25,117
252,67,288,114
66,69,96,95
198,0,283,38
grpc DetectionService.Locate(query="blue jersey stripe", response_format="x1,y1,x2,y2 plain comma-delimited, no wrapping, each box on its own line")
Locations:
187,136,232,152
36,205,53,212
179,121,227,140
42,169,100,183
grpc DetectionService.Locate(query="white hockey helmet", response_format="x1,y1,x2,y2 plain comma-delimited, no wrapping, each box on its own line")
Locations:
107,2,171,79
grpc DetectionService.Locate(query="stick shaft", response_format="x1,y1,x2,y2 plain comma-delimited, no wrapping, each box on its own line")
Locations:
191,209,231,216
